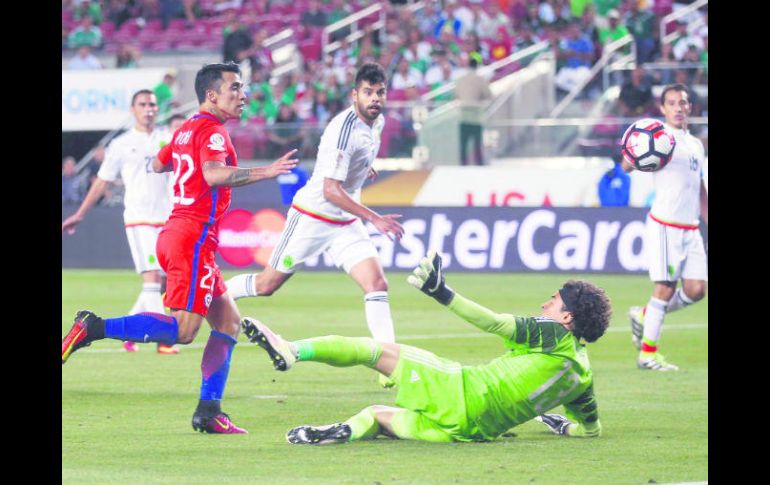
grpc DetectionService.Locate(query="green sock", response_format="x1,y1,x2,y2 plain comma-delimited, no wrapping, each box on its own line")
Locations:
294,336,382,368
344,406,381,441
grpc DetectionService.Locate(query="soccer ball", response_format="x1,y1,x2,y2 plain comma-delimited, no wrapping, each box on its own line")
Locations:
620,118,676,172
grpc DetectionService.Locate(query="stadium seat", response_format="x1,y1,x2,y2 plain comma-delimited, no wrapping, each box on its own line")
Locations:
100,21,116,39
145,19,163,32
168,19,188,31
387,89,406,101
378,115,402,157
299,39,322,62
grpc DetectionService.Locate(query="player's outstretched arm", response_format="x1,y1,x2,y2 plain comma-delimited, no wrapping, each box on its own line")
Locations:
202,149,299,187
322,178,404,241
62,177,111,234
407,251,517,338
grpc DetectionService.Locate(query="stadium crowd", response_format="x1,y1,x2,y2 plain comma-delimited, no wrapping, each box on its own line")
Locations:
62,0,708,200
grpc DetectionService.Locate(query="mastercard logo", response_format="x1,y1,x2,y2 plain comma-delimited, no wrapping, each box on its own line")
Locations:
218,208,286,267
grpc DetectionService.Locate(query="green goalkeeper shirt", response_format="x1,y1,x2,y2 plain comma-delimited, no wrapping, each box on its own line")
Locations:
449,293,601,440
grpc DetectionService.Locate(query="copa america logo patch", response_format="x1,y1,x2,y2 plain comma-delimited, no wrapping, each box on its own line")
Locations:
204,293,213,308
207,133,226,151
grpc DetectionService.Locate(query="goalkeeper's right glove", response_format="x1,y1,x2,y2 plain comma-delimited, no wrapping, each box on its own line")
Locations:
534,414,572,436
406,250,455,305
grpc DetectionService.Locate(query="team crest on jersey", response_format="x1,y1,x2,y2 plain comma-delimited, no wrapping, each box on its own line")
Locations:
208,133,226,152
204,292,213,308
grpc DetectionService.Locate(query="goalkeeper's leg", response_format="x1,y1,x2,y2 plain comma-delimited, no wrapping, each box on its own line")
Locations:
241,319,402,376
293,336,401,376
351,405,453,442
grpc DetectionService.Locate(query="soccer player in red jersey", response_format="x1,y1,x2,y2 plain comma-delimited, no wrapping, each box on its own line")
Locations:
62,62,298,434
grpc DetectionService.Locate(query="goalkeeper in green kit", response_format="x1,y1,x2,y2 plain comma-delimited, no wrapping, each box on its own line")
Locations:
241,251,611,444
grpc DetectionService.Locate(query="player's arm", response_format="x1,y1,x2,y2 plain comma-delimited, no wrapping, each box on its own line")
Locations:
699,179,708,225
152,157,173,173
536,384,602,438
153,142,174,173
62,177,112,234
407,251,517,339
323,178,404,240
202,149,299,187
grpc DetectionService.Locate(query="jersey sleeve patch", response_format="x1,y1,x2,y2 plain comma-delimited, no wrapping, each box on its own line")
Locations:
198,126,229,163
207,133,226,152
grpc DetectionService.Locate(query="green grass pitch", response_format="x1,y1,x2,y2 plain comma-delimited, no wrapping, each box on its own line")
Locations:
62,269,707,485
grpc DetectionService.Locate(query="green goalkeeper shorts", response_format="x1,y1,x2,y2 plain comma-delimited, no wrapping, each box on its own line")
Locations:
391,345,484,442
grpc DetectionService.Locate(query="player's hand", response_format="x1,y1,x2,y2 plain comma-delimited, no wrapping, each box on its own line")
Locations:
406,250,455,305
373,214,404,241
265,149,299,178
62,213,84,235
534,414,572,436
367,167,378,181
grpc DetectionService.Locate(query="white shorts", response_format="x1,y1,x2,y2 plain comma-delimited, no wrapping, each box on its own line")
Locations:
268,208,379,274
125,224,164,274
645,216,708,282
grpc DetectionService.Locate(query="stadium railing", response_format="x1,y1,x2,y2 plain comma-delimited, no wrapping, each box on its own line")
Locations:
660,0,708,45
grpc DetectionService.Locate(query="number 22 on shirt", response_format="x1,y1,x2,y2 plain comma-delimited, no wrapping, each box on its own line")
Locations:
171,152,195,205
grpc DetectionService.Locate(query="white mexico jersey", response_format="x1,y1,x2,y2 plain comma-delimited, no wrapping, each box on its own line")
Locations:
291,106,384,222
649,126,706,228
98,127,174,226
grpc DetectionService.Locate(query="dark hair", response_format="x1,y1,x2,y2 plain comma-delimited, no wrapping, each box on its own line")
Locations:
659,83,690,106
131,89,155,106
195,62,241,104
560,280,612,343
169,113,186,123
355,62,387,89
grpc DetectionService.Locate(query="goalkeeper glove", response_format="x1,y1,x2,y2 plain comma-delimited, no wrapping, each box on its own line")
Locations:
535,414,572,436
406,250,455,305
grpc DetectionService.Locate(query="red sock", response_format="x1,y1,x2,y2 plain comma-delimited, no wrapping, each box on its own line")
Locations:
641,342,657,353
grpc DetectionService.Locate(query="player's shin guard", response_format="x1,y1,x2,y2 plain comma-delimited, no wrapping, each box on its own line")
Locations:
199,331,237,401
294,336,382,368
344,406,382,441
103,312,178,345
364,291,395,343
640,297,667,353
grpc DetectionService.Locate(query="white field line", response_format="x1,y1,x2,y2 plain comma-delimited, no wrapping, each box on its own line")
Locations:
78,323,707,353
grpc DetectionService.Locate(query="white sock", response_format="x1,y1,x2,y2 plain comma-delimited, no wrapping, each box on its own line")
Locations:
128,293,145,315
641,297,667,350
225,273,259,300
141,282,165,314
364,291,395,343
665,287,695,314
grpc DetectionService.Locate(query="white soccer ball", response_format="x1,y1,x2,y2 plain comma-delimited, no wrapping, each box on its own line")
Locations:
620,118,676,172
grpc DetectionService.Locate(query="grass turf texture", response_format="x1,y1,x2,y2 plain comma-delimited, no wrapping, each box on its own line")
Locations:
62,269,707,485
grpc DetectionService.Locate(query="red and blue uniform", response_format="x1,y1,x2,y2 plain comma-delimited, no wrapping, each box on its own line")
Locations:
156,112,236,315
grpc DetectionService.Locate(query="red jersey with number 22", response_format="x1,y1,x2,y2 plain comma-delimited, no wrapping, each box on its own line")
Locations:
156,111,236,227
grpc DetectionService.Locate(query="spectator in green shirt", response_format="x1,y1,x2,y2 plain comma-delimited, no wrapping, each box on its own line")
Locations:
153,70,177,122
599,10,630,45
67,16,102,49
625,0,656,62
73,0,103,25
